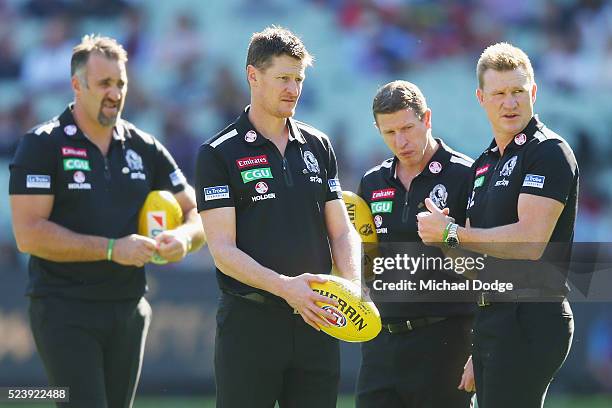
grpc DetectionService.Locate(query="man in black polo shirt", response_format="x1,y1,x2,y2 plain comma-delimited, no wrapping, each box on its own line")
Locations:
195,27,361,408
9,35,205,408
356,81,474,407
417,43,577,408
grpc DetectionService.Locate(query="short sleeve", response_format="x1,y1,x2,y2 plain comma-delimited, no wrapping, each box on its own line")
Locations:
151,139,187,194
520,140,577,205
195,145,235,211
323,138,343,201
9,132,57,195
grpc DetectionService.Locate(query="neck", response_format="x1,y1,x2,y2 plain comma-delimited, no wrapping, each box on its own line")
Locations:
397,136,439,178
72,102,114,144
492,131,515,156
248,103,289,142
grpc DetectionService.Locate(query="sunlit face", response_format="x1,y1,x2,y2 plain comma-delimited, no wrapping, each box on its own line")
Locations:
376,108,432,168
74,53,127,127
248,54,306,119
477,67,536,140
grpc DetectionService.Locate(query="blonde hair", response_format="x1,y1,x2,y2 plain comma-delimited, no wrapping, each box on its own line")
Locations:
477,42,534,89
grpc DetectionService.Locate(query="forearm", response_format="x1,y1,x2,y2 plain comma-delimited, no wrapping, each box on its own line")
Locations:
458,223,546,260
329,228,361,282
210,243,287,296
16,218,109,262
174,208,206,252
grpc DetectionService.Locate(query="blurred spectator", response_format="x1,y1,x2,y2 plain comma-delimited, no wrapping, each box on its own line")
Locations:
161,109,199,183
155,13,204,69
119,6,154,72
0,33,20,79
209,65,248,124
20,16,74,93
586,313,612,391
0,109,20,159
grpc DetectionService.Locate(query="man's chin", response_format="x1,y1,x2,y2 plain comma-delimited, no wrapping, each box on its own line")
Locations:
98,114,119,127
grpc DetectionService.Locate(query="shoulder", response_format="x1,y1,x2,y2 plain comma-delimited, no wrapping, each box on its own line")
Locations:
362,157,393,179
446,148,474,177
121,120,157,146
203,122,241,151
294,120,331,145
526,126,576,164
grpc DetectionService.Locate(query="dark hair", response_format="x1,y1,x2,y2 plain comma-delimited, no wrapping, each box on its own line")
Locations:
71,34,128,81
246,26,313,71
372,80,427,123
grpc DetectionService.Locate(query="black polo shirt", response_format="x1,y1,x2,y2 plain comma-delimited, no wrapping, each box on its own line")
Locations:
358,139,475,320
195,107,342,296
9,105,187,300
466,116,579,292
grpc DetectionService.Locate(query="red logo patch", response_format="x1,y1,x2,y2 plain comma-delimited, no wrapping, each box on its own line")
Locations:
371,188,395,201
152,215,164,227
61,147,87,158
236,155,269,169
475,164,490,177
514,133,527,146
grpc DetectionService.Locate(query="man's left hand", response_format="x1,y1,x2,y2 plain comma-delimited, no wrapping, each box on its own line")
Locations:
155,229,190,262
416,198,454,244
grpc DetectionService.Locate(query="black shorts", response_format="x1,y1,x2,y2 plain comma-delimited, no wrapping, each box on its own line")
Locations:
214,293,340,408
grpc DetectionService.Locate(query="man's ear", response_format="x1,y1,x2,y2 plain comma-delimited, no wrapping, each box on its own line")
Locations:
246,65,258,88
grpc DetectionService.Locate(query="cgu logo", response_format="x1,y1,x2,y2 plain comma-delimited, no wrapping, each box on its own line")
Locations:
370,201,393,214
147,211,167,237
63,158,90,171
241,167,273,183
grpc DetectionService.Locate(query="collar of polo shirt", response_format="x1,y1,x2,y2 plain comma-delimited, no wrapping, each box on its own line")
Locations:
386,138,453,181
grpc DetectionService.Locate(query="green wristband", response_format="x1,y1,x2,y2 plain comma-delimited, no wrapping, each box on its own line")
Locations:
107,239,115,261
442,223,452,242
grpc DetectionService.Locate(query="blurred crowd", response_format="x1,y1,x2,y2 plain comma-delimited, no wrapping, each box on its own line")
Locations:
0,0,612,394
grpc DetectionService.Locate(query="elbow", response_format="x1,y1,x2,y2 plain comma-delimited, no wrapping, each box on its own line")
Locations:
525,244,546,261
14,234,34,254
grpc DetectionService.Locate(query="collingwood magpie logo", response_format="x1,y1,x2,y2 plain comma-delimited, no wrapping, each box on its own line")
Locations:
303,150,320,173
429,184,448,209
125,149,143,171
500,156,517,177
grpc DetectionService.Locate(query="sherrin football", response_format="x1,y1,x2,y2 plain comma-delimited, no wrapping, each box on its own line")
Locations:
138,190,183,264
310,275,381,342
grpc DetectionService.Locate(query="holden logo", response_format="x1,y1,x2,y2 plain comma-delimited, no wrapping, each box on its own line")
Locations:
514,133,526,145
245,130,257,142
321,305,347,327
429,161,442,174
255,181,268,194
374,215,383,228
73,171,86,183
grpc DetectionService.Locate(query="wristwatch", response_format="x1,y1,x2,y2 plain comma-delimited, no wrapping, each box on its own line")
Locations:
445,223,460,248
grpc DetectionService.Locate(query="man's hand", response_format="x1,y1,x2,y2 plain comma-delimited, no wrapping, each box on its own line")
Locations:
278,273,340,331
458,355,475,393
155,229,190,263
112,234,157,267
416,198,454,244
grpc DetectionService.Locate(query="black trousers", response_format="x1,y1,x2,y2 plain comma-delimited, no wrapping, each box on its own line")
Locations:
29,296,152,408
356,315,473,408
214,293,340,408
472,301,573,408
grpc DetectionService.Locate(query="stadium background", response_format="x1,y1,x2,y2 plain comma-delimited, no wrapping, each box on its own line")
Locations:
0,0,611,406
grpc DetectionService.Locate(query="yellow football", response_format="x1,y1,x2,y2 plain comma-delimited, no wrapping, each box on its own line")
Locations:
310,275,381,342
138,190,183,264
342,190,378,244
332,190,379,281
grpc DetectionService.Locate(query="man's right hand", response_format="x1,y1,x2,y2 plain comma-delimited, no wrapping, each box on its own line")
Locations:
278,273,340,331
112,234,157,267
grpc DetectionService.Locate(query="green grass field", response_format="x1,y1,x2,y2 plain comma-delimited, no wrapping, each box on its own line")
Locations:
7,395,612,407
